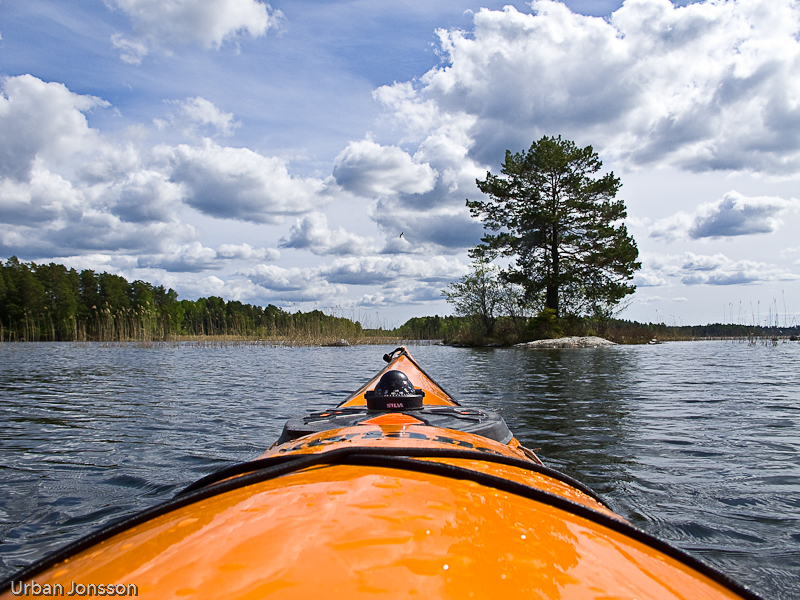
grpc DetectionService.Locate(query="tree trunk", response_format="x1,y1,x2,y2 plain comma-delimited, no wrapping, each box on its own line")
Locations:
546,225,559,316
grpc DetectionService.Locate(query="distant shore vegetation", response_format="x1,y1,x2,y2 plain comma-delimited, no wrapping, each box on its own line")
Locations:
1,256,797,346
437,258,799,345
395,314,800,346
0,257,393,344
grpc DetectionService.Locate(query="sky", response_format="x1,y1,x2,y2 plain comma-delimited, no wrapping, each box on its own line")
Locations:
1,0,799,328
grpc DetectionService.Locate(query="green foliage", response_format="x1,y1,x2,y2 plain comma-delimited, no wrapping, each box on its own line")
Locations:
79,270,101,317
467,135,640,318
526,308,562,339
442,256,504,336
605,320,800,343
393,315,473,340
441,254,536,343
0,258,172,340
0,257,379,343
0,257,186,341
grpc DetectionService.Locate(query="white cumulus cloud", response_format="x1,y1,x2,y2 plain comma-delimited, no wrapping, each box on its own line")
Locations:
108,0,283,62
633,251,799,287
0,75,108,181
279,212,374,256
237,255,470,305
107,170,185,224
333,139,438,197
137,242,279,272
137,242,217,272
382,0,800,175
632,270,670,287
240,263,347,301
163,139,326,223
680,252,799,285
157,97,241,137
216,243,279,261
319,255,468,286
356,281,450,307
650,191,799,241
0,166,84,226
0,76,318,264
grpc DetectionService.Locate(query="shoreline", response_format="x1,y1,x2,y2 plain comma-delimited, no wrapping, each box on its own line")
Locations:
0,335,797,348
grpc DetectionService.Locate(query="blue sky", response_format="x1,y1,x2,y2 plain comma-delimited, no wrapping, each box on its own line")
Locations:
1,0,799,327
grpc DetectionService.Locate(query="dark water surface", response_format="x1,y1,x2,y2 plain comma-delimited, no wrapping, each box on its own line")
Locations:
1,341,798,597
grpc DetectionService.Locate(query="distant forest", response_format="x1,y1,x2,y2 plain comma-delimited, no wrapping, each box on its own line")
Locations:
394,315,800,343
0,257,365,342
1,257,798,344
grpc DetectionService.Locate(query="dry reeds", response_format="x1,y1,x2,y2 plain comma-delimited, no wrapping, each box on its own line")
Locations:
0,307,405,348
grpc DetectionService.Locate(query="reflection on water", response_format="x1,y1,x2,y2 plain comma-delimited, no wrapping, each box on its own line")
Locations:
0,341,798,597
454,348,637,493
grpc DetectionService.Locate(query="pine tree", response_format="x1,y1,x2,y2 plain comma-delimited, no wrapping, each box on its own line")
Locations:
467,136,640,318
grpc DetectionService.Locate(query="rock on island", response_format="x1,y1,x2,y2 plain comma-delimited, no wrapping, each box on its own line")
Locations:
514,336,616,349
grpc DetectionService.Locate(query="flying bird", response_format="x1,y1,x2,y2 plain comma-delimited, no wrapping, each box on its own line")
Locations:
399,232,404,238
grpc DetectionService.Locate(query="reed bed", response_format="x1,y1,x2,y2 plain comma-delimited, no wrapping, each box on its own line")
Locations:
165,334,404,348
1,330,405,348
67,338,406,350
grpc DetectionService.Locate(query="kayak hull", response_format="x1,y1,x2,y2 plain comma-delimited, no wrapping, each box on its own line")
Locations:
1,461,745,600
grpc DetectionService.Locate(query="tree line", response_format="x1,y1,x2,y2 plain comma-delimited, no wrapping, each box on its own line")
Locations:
0,257,364,342
395,314,800,344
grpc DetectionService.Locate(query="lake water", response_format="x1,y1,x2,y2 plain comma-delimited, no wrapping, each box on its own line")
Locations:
1,341,798,598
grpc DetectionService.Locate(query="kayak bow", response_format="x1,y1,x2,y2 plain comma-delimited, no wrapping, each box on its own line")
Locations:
1,347,762,599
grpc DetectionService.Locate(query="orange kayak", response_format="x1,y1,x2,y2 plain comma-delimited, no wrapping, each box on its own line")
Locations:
1,347,761,599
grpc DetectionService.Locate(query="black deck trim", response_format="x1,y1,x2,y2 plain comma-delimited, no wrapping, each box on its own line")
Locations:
177,446,610,509
1,447,765,600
